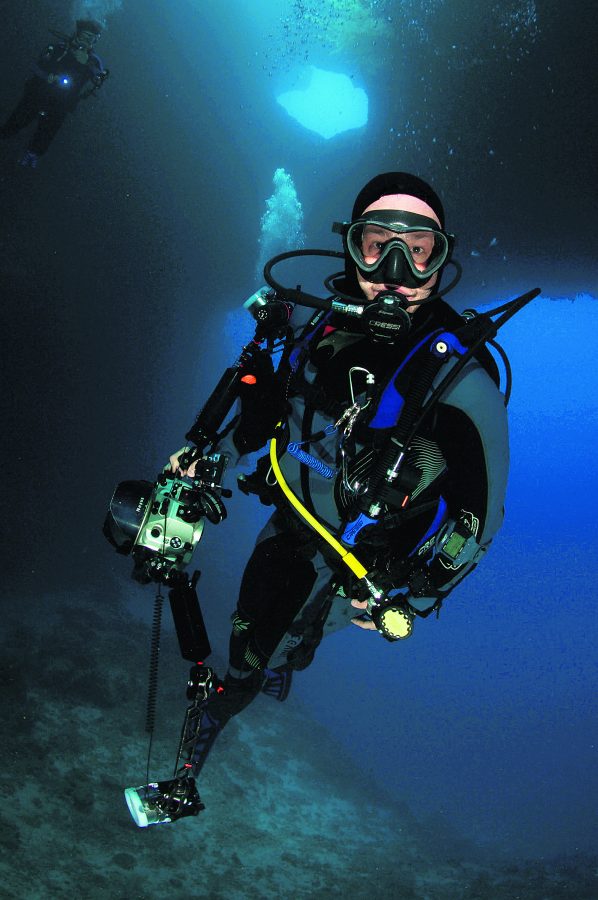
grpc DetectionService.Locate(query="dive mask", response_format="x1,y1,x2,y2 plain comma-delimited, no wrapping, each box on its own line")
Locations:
342,210,454,288
73,30,100,50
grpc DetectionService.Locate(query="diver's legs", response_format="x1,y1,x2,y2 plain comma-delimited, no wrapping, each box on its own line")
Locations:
228,531,319,674
191,531,319,776
28,108,67,156
190,669,264,777
0,97,37,138
0,80,45,138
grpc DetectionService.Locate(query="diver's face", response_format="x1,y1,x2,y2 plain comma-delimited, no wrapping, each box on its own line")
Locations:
74,31,97,51
356,196,440,311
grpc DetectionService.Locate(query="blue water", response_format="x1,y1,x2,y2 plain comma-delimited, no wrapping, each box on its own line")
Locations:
1,0,596,894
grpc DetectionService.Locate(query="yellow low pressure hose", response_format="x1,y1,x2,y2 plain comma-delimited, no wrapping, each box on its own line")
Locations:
269,432,368,581
269,431,415,639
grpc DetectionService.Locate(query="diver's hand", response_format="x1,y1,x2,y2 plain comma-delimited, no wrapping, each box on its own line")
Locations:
350,599,377,631
167,446,199,477
47,73,56,84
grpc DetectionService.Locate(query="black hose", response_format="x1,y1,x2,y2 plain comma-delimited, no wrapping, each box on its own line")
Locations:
488,338,513,406
403,287,540,448
263,249,345,310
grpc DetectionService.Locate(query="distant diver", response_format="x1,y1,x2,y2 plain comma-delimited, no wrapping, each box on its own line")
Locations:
0,19,109,168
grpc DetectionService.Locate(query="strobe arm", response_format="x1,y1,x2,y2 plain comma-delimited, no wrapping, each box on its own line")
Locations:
174,664,217,780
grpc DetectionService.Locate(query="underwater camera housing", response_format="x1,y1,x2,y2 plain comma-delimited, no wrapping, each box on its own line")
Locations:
103,453,229,584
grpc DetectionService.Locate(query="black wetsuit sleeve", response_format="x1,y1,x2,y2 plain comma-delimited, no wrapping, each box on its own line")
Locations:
434,403,489,528
87,52,105,80
426,402,490,592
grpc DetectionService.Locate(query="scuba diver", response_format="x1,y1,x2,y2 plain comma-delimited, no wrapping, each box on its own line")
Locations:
0,19,108,168
166,171,512,778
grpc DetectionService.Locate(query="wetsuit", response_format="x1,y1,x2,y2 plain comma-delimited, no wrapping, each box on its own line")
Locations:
0,42,105,156
223,296,509,675
189,294,509,764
